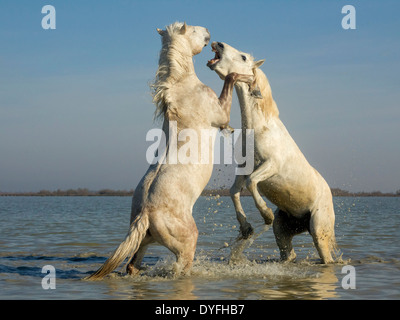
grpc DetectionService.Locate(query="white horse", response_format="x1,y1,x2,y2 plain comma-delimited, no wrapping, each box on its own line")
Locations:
86,24,252,280
208,42,337,263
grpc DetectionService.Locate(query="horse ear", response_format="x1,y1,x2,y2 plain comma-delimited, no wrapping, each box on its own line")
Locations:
157,28,165,36
180,22,187,34
254,59,265,68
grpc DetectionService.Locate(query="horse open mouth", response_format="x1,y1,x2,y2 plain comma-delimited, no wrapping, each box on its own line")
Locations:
207,44,221,69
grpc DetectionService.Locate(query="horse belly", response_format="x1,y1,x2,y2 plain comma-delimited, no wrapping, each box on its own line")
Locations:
258,177,316,217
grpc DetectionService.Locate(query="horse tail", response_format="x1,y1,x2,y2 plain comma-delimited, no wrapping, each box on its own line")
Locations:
85,211,149,280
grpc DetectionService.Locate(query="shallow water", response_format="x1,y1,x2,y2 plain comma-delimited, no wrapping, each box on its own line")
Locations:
0,195,399,300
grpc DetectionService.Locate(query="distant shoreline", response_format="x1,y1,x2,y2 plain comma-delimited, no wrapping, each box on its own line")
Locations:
0,188,399,197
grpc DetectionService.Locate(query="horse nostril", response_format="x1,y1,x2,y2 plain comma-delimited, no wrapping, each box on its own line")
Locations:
217,42,224,49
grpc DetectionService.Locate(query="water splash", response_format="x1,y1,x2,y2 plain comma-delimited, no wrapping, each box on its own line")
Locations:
228,224,271,264
104,252,320,283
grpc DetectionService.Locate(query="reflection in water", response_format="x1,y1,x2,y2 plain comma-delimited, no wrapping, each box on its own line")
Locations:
170,278,198,300
96,256,341,300
100,272,198,300
308,265,339,299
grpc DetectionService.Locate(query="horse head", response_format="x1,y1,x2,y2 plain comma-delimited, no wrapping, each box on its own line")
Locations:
207,41,265,98
157,22,210,56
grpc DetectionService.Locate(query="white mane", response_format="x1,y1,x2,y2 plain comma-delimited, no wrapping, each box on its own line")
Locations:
252,68,279,119
151,22,194,121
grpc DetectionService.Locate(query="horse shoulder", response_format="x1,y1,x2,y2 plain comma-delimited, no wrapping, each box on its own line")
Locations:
253,119,287,157
197,83,219,105
170,79,215,108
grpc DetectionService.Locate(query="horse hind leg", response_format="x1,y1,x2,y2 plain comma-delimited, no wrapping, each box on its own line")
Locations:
172,220,199,276
273,209,308,262
310,228,335,264
309,205,336,264
126,234,154,276
172,231,198,276
150,213,198,277
171,247,197,277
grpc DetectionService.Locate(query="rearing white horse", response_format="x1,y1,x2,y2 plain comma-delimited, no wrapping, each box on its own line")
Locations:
208,42,337,263
86,24,253,280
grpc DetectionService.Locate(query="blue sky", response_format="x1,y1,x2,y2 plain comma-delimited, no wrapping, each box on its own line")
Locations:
0,0,399,193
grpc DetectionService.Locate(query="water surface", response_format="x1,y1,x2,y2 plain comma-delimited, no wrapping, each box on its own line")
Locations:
0,196,399,299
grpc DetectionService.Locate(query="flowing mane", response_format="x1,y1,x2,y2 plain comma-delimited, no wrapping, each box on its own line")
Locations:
151,22,195,121
252,68,279,119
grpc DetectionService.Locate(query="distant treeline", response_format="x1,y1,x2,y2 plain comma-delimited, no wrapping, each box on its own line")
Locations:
1,187,399,197
330,188,400,197
205,188,400,197
0,188,134,197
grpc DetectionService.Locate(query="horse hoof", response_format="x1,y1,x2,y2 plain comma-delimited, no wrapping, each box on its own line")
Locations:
240,225,254,239
222,125,234,134
126,264,141,276
263,217,274,225
280,250,296,263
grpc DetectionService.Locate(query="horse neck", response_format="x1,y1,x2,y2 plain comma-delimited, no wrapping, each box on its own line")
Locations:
157,40,196,84
235,69,279,128
152,40,196,120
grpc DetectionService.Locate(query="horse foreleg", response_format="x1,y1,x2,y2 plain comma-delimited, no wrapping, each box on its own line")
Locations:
217,73,254,129
230,175,254,238
246,160,275,225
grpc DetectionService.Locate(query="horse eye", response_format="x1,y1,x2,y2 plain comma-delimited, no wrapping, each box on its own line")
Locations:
241,55,247,61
